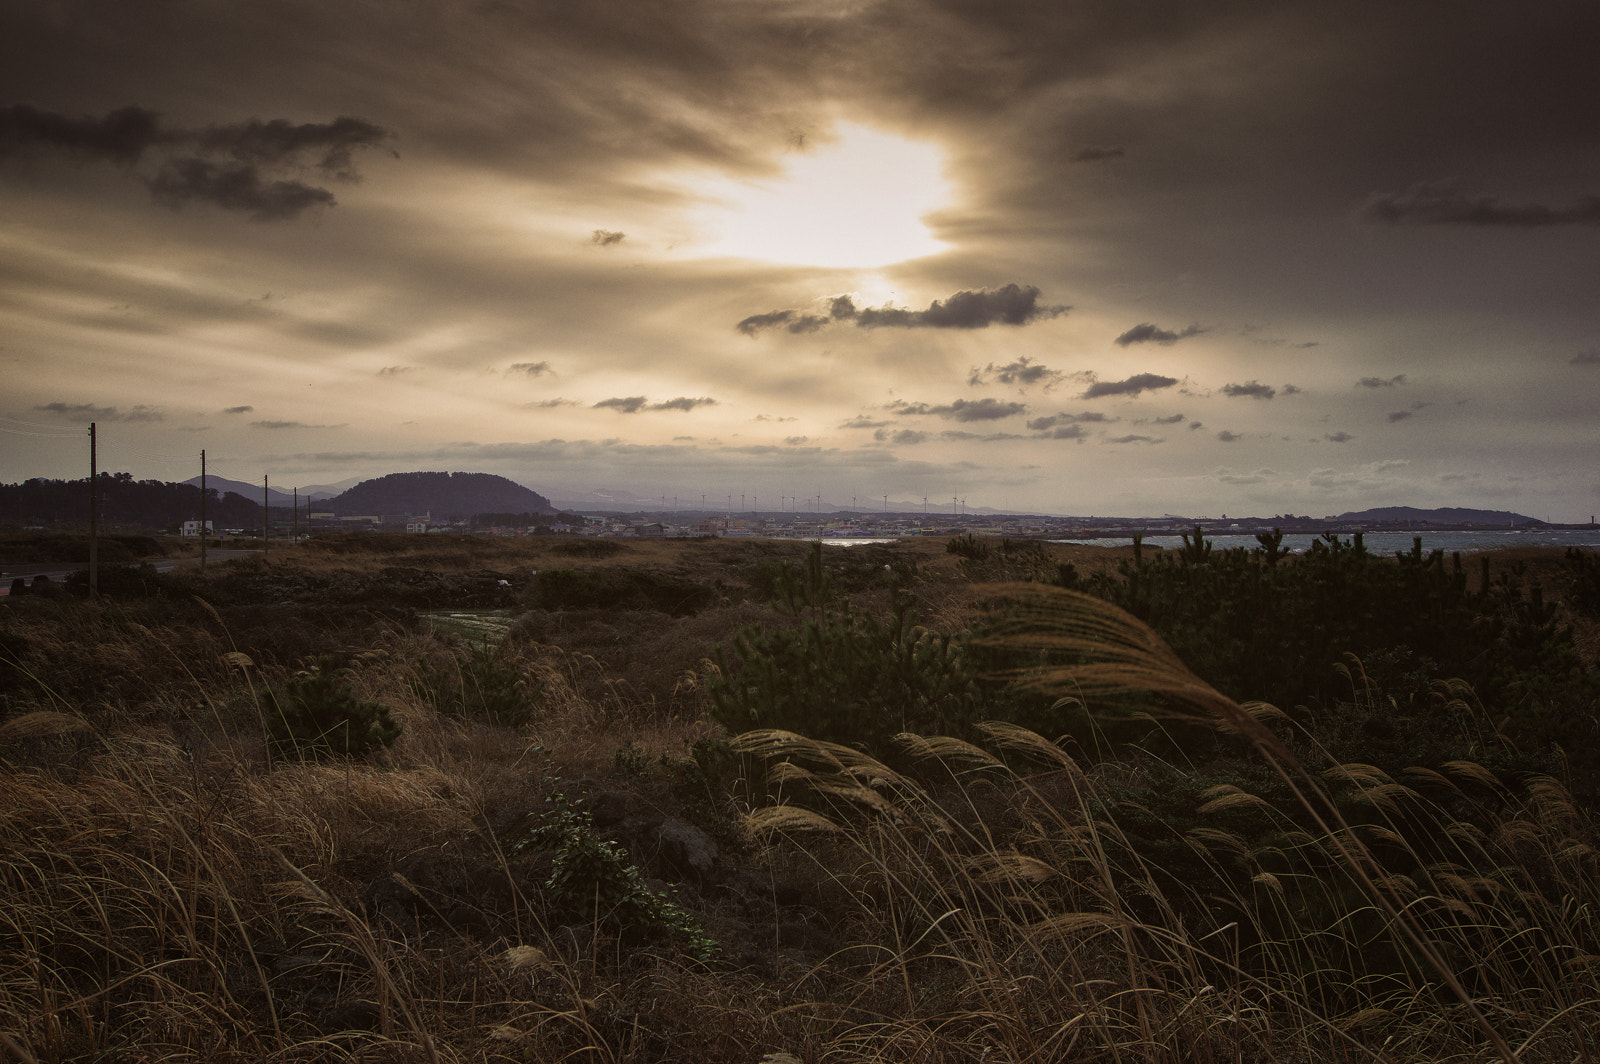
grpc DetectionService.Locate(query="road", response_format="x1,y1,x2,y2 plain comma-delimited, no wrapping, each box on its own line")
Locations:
1,550,260,595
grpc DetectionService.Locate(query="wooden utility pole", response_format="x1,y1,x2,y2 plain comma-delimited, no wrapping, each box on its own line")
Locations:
199,449,207,571
263,475,269,558
88,422,98,600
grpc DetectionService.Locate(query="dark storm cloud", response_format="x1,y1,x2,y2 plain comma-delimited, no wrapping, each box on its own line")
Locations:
595,396,648,413
968,357,1064,390
591,229,625,246
508,361,552,376
196,115,391,178
1357,374,1408,388
1114,322,1205,347
739,285,1066,336
1071,145,1125,163
1222,381,1275,399
1361,182,1600,226
34,401,162,422
0,104,391,220
147,159,336,221
1082,373,1179,399
891,398,1027,422
0,104,165,162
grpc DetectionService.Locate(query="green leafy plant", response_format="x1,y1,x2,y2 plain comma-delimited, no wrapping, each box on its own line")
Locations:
516,794,716,960
266,657,401,759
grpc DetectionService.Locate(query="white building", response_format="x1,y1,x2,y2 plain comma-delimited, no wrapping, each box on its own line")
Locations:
180,520,213,537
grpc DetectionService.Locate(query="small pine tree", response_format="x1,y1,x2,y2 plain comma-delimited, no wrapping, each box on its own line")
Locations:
267,657,401,759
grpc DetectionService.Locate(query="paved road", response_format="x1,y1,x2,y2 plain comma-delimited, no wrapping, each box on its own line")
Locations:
1,550,260,595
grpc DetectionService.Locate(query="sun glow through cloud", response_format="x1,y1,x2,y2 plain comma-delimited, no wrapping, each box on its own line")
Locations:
696,124,951,268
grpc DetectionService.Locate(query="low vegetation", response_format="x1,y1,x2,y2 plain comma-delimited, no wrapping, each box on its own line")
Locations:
1,529,1597,1062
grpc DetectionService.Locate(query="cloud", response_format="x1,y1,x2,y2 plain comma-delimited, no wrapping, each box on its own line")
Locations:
650,396,717,411
1361,181,1600,226
34,401,163,422
1571,350,1600,365
739,284,1067,335
1114,322,1205,346
1082,373,1179,399
1027,412,1106,431
875,428,929,445
784,435,808,446
841,416,891,429
1280,384,1303,395
521,398,576,408
195,115,392,179
1071,145,1125,163
593,395,716,413
147,160,336,221
1040,424,1087,441
891,398,1027,422
1357,374,1408,388
508,361,552,376
0,104,164,162
1150,413,1186,425
1216,430,1241,442
251,419,344,429
222,405,253,414
1387,410,1414,422
1325,431,1354,443
0,104,391,221
968,357,1064,390
590,229,625,246
1107,434,1161,444
1222,381,1276,399
378,365,413,376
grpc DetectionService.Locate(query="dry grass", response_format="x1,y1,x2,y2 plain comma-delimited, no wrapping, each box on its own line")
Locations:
1,538,1596,1061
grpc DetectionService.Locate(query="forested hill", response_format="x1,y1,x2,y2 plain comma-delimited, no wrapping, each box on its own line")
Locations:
1335,505,1542,527
327,472,552,518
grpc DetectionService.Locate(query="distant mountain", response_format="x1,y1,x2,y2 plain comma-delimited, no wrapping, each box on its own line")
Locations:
184,475,338,508
327,472,552,518
1336,506,1542,527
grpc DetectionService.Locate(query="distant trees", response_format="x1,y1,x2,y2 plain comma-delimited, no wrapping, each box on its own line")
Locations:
0,474,260,530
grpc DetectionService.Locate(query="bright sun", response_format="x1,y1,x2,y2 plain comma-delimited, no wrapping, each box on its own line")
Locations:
696,124,951,269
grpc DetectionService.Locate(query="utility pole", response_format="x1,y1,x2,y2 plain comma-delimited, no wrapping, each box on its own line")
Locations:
88,422,98,601
262,475,269,557
293,487,299,544
199,449,207,571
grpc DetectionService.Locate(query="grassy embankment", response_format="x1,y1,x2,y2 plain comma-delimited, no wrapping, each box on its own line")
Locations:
1,531,1599,1062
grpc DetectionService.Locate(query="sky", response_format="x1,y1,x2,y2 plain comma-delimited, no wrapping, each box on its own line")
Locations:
2,1,1597,520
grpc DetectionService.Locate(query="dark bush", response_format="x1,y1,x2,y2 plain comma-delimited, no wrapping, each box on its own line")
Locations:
533,567,714,616
266,657,401,759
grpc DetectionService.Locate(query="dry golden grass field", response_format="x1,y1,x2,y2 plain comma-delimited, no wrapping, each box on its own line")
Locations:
2,532,1598,1063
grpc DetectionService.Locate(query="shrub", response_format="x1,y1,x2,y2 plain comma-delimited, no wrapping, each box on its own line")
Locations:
266,657,401,759
414,642,536,727
707,591,981,754
533,567,715,616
